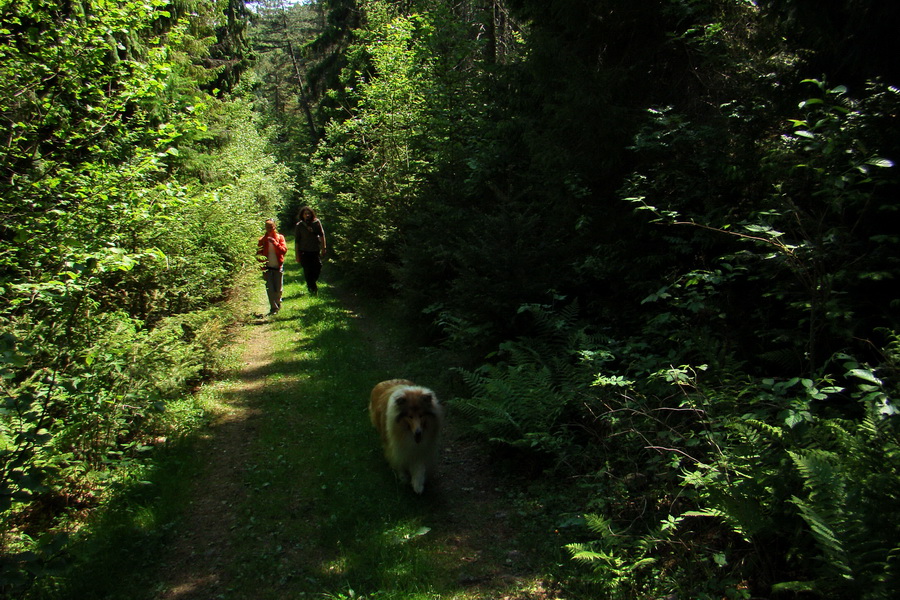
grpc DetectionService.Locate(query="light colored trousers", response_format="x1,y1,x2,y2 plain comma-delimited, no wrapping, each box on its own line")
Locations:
264,266,283,313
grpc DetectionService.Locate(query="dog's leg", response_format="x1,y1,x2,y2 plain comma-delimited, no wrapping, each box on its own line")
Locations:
410,464,426,494
394,468,409,484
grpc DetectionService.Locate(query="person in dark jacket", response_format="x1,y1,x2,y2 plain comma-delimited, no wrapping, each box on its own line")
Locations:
294,206,327,296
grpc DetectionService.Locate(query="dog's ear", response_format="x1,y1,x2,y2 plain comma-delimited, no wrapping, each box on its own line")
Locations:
394,394,408,405
421,392,434,404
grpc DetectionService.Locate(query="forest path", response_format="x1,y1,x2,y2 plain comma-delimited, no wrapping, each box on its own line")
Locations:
150,268,560,600
154,295,271,598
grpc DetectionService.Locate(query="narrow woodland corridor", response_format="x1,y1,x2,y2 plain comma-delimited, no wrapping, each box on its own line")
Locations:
5,2,898,597
144,275,558,600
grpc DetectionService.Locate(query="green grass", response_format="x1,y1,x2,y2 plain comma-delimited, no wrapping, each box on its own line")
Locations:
208,265,476,598
30,261,572,600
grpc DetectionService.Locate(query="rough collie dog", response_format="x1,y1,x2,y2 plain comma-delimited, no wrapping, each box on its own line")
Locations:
369,379,443,494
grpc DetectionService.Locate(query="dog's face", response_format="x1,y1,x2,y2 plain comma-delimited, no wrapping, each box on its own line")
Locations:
393,390,437,443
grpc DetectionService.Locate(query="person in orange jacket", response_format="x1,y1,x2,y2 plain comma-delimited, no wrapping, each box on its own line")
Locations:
257,218,287,315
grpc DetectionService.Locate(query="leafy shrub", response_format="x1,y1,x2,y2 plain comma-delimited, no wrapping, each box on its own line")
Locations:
569,355,900,599
627,80,899,376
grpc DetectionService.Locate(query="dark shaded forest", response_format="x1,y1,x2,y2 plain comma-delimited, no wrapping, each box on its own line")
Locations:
2,0,899,597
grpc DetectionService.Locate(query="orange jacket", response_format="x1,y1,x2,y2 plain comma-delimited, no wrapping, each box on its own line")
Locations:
257,232,287,265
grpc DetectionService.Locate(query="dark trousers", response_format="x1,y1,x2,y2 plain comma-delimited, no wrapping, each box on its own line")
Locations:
300,251,322,294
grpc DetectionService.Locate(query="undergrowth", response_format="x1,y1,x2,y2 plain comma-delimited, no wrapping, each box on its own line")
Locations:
452,302,900,599
0,267,257,597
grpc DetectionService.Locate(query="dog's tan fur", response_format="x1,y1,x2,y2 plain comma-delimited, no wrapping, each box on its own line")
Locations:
369,379,443,494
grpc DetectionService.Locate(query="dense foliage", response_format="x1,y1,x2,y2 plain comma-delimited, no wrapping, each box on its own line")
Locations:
0,0,290,592
254,0,900,597
3,0,898,597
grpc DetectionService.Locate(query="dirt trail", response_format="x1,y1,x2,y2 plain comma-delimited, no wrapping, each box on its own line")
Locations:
156,317,271,599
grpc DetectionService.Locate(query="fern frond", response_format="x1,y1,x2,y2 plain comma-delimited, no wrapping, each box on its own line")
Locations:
791,495,853,580
685,491,765,540
566,542,612,564
740,418,786,441
584,513,618,540
789,449,845,504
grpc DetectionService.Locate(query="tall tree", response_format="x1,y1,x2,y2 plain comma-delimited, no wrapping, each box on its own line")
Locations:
252,0,323,141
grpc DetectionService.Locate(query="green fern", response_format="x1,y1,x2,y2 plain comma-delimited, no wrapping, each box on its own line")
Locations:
452,302,605,459
454,359,565,448
781,414,900,598
566,513,659,599
789,450,853,580
675,377,899,599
